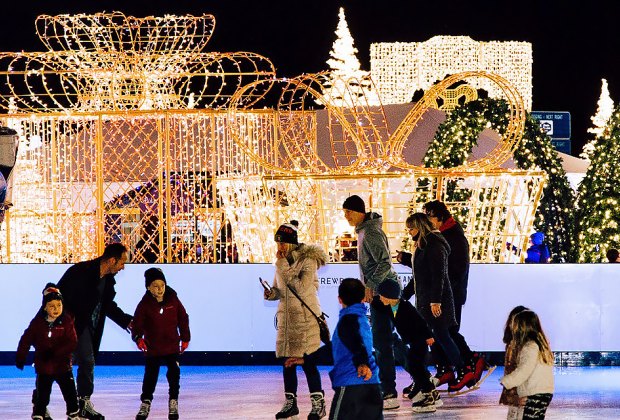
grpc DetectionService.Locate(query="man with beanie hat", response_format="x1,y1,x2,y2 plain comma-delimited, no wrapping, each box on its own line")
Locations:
377,280,439,412
342,195,402,409
57,243,133,420
133,267,190,420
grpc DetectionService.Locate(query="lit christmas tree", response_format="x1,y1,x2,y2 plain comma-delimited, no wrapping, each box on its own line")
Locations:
576,105,620,262
322,7,380,106
422,98,576,262
581,78,614,160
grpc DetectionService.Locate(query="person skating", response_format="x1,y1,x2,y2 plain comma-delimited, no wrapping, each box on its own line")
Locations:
57,243,133,420
376,280,442,413
132,268,190,420
401,213,475,394
342,195,401,410
16,285,80,420
264,221,328,419
329,278,383,420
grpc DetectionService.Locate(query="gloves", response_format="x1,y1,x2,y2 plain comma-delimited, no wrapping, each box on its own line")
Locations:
16,361,24,370
136,338,148,352
180,341,189,354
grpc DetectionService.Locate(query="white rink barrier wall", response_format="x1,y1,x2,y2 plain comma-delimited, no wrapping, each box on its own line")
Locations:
1,263,619,352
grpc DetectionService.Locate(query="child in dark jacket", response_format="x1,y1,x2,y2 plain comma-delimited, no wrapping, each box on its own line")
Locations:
16,284,79,420
132,268,191,420
329,278,383,420
377,279,440,413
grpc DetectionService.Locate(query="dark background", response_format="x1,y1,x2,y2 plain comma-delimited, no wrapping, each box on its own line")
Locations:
1,0,618,158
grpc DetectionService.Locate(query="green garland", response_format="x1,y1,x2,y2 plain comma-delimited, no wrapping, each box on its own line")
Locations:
576,107,620,262
422,98,576,262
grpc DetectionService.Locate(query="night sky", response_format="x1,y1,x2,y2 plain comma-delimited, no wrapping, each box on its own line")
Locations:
1,0,618,158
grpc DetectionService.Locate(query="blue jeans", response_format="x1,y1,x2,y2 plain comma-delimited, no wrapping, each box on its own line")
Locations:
370,296,396,395
74,329,96,398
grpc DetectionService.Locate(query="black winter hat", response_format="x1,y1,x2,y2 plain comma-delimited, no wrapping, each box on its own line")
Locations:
42,284,63,305
274,222,298,244
377,280,402,300
144,267,166,288
342,195,366,214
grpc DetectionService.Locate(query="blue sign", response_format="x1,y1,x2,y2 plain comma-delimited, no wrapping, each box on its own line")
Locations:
531,111,571,140
551,139,571,155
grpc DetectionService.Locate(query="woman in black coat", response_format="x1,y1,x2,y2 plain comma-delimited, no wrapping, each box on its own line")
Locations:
402,213,475,391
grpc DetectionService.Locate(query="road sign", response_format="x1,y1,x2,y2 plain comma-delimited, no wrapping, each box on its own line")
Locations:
531,111,571,140
551,139,571,154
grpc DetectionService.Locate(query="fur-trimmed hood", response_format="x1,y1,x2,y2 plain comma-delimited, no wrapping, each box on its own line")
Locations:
292,243,328,267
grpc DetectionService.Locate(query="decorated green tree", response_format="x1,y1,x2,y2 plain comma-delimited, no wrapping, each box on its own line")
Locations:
422,98,576,262
575,106,620,262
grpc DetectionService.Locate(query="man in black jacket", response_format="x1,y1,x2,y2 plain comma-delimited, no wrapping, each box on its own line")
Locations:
57,243,133,420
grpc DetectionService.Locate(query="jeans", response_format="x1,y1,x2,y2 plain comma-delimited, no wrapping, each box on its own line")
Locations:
34,370,79,417
450,304,473,361
282,350,322,395
370,296,396,395
141,354,181,401
74,329,96,397
431,321,463,369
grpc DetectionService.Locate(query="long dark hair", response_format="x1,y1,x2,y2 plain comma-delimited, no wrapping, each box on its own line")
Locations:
405,212,436,249
511,310,554,365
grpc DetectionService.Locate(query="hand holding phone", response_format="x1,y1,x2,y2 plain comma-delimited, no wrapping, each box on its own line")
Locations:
259,277,272,292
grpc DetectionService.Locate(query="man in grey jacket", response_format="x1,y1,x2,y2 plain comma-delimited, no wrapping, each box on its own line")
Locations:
342,194,401,410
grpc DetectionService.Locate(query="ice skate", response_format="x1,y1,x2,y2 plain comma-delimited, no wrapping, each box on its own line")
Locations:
275,393,299,419
32,389,53,420
447,367,476,393
382,392,400,410
168,399,179,420
431,366,455,388
402,381,415,398
135,400,151,420
67,411,80,420
78,397,105,420
308,391,326,419
411,392,436,413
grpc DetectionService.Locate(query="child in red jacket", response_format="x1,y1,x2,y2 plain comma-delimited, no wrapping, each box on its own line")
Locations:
16,285,79,420
132,268,191,420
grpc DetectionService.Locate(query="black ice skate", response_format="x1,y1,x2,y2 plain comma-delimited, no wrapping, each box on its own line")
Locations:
168,399,179,420
308,391,326,420
79,397,105,420
32,389,53,420
135,400,151,420
275,392,299,419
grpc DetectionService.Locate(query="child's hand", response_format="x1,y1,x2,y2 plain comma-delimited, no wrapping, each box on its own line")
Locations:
136,338,148,352
357,364,372,381
426,337,435,346
180,341,189,354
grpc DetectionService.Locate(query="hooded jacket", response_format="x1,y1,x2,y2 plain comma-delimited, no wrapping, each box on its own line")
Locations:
355,212,399,291
132,286,190,357
267,243,327,358
16,311,77,376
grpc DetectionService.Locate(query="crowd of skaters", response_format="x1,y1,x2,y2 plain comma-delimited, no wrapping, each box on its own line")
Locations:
15,196,555,420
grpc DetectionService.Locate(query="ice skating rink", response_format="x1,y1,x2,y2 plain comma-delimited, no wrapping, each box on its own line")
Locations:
1,365,620,419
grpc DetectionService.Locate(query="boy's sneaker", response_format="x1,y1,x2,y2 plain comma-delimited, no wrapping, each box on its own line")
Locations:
411,392,436,413
136,400,151,420
447,367,476,393
382,392,400,410
431,389,443,408
79,397,105,420
431,366,455,387
275,393,299,419
168,399,179,420
308,391,326,419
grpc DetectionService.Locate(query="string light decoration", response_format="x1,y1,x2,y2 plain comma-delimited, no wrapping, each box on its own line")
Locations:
581,78,614,161
0,12,544,263
576,106,620,262
222,71,546,262
370,36,533,110
422,98,575,262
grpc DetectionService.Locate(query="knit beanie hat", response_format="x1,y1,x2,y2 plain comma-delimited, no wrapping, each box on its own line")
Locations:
530,232,545,245
144,267,166,288
42,284,63,305
342,195,366,214
376,280,401,300
274,222,298,245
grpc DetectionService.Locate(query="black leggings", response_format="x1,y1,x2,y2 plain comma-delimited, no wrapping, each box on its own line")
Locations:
141,354,181,401
523,393,553,419
34,370,79,417
282,351,322,395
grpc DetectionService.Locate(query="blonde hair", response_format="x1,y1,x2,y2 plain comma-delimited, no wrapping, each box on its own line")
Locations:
405,212,436,248
511,310,554,365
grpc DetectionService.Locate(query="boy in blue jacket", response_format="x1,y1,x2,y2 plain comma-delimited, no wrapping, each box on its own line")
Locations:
377,280,440,413
329,278,383,420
